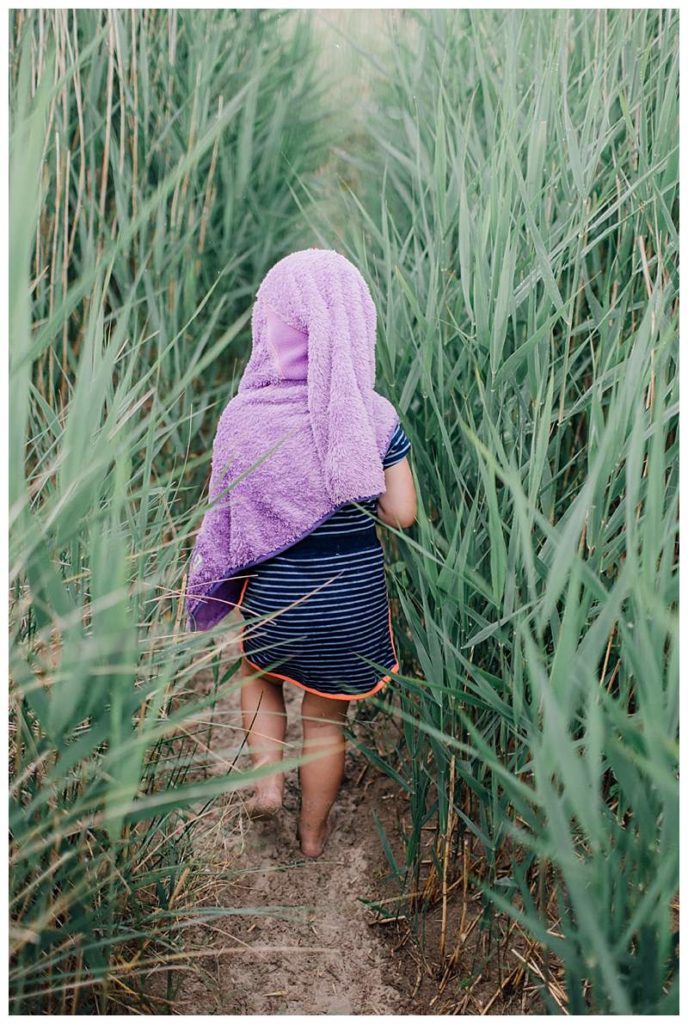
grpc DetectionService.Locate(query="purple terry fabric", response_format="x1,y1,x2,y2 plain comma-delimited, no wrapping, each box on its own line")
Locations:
265,306,309,379
185,248,400,631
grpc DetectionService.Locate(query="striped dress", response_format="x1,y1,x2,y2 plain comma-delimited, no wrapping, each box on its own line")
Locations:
236,422,412,699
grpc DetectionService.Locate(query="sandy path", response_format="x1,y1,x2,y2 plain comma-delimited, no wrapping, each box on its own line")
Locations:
170,667,407,1015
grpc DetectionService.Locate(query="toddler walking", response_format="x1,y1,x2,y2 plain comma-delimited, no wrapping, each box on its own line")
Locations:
186,249,416,857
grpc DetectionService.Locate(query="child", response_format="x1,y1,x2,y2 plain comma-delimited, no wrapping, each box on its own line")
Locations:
186,248,416,858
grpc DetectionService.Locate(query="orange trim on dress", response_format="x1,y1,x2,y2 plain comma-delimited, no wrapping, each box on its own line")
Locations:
234,574,399,701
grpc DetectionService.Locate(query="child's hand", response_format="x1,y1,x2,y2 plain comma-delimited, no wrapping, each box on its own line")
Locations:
377,458,416,529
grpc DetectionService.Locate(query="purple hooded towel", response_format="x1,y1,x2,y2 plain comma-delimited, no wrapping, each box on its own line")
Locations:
185,248,400,631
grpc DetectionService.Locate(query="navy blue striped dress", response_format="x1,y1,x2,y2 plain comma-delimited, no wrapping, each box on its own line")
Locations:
237,422,412,699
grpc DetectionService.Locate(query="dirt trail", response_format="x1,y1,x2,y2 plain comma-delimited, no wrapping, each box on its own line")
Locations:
156,640,538,1015
170,668,409,1015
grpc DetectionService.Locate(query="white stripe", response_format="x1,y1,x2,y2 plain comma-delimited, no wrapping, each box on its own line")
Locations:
245,607,387,631
244,598,389,630
245,592,389,615
244,614,390,645
249,557,383,578
318,518,376,528
314,525,377,535
259,561,382,576
245,583,387,606
273,548,382,566
245,645,387,671
246,574,385,593
314,666,395,678
274,636,392,658
244,583,388,606
256,567,381,583
249,571,378,588
243,614,390,643
318,507,375,519
247,568,385,592
244,612,390,643
245,646,392,666
259,557,374,569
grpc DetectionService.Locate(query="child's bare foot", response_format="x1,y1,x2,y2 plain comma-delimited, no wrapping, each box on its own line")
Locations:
244,787,283,819
297,818,333,858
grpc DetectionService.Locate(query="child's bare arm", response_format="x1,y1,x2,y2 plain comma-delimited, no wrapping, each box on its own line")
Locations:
377,457,417,529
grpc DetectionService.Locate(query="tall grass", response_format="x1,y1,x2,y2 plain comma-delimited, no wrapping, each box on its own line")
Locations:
9,9,333,1011
10,7,679,1014
316,8,678,1013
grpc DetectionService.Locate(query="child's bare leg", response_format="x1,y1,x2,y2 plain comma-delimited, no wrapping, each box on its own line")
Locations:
239,658,287,812
298,690,350,857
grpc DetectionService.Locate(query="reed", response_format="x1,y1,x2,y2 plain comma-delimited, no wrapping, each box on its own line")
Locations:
321,8,678,1013
10,7,679,1014
9,9,333,1012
